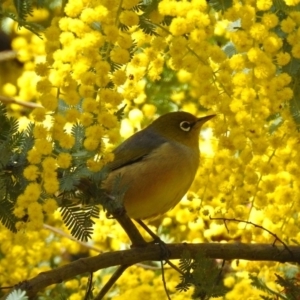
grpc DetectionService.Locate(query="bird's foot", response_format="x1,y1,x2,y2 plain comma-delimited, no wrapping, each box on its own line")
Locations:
150,238,171,260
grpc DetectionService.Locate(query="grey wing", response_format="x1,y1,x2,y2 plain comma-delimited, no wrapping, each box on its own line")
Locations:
106,127,167,171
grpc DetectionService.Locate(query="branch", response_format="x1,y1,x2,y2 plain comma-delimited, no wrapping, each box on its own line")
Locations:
43,224,103,253
0,51,17,62
3,243,300,299
94,264,131,300
210,217,294,257
0,95,42,109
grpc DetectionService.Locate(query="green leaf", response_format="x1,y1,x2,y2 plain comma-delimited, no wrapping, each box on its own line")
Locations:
60,204,99,241
59,166,92,192
208,0,234,12
275,273,300,299
222,42,236,58
114,104,127,121
249,274,288,299
290,76,300,129
71,123,86,152
176,250,229,299
5,12,44,37
273,0,300,12
13,0,34,21
0,199,17,232
283,58,300,76
139,16,158,36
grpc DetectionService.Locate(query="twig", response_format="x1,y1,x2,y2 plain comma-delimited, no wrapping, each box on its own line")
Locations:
160,260,171,300
0,95,42,109
165,260,184,275
88,214,149,299
210,217,294,258
43,224,103,253
94,265,131,300
84,273,93,300
216,260,225,285
0,50,17,62
136,263,161,270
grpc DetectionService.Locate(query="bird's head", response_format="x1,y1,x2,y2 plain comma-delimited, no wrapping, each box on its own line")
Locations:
149,111,215,149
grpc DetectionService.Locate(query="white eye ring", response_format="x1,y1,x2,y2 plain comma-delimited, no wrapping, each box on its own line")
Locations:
179,121,191,132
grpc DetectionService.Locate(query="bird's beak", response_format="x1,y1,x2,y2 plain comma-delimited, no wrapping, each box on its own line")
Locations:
194,114,216,128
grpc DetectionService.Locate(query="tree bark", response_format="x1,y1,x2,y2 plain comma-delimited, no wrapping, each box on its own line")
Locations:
3,242,299,299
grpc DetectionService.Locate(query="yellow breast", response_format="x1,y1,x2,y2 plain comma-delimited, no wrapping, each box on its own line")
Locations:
103,142,199,219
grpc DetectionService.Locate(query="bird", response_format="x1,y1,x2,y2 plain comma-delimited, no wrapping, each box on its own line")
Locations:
102,111,215,220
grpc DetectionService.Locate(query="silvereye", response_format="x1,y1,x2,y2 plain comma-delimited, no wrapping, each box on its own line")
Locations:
103,111,215,219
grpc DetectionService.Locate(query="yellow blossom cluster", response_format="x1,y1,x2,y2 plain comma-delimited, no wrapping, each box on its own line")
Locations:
147,0,300,245
2,0,300,298
0,225,57,288
149,0,300,297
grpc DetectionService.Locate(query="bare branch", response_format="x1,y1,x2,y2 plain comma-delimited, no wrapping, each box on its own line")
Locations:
4,243,299,299
210,217,293,257
43,224,103,253
0,51,17,62
0,95,42,109
94,264,131,300
161,260,171,300
84,273,93,300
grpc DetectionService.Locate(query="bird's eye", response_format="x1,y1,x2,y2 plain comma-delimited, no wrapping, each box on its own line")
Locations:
179,121,191,132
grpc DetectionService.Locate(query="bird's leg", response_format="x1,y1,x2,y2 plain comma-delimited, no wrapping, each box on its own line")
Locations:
103,192,147,247
135,219,162,243
135,219,170,260
113,212,148,248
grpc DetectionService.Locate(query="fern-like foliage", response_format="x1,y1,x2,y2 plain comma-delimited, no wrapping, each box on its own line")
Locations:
278,20,300,130
0,103,34,232
114,104,127,122
208,0,234,12
55,114,127,240
99,42,123,73
0,84,126,242
0,0,45,37
139,15,158,36
13,0,34,21
0,104,105,238
275,273,300,299
250,272,300,300
249,273,292,299
273,0,300,11
176,250,229,299
120,0,161,36
60,204,100,242
119,23,129,32
0,199,17,233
